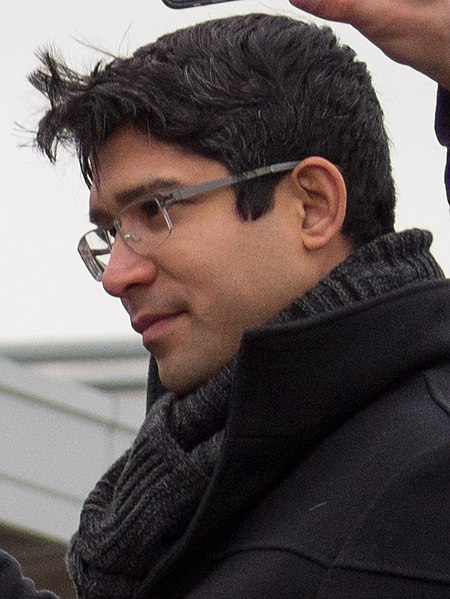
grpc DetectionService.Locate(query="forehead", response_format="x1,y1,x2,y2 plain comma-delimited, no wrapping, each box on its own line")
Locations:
89,125,229,219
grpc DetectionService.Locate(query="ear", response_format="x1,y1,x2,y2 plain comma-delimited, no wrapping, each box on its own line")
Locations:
291,157,347,251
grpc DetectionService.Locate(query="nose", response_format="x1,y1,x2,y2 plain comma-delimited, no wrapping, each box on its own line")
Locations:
102,236,158,298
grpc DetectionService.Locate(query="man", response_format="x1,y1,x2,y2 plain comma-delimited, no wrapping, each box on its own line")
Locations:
2,1,450,597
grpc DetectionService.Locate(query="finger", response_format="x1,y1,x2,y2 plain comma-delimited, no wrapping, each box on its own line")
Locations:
288,0,357,23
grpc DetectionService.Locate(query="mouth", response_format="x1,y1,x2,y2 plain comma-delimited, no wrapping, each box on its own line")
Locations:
131,312,184,347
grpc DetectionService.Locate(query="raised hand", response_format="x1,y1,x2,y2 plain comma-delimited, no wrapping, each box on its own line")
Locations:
289,0,450,89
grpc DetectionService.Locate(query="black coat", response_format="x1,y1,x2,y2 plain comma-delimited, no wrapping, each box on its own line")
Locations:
135,279,450,598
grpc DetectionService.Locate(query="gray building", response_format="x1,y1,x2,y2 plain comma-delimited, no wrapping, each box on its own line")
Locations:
0,339,149,596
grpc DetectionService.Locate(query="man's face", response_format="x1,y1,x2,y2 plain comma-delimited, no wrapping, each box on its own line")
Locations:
89,125,321,394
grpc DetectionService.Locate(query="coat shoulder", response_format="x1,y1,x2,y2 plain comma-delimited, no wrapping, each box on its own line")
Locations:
204,365,450,597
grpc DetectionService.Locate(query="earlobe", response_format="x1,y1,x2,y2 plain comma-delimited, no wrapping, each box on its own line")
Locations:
292,157,347,251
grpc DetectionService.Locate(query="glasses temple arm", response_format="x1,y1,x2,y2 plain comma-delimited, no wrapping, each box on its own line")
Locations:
166,161,299,205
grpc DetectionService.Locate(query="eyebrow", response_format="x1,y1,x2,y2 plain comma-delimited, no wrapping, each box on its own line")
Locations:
89,177,181,225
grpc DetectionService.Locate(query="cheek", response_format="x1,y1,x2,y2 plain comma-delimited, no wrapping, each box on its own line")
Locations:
202,245,307,330
173,249,256,334
167,215,303,330
189,257,278,333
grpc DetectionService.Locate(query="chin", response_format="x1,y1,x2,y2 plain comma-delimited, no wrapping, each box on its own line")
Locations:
156,360,218,395
156,348,232,396
158,364,204,396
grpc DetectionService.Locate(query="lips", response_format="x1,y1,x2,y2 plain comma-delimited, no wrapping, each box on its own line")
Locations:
131,313,173,334
131,312,184,347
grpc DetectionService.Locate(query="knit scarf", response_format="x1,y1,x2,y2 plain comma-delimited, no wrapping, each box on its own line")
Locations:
67,229,443,599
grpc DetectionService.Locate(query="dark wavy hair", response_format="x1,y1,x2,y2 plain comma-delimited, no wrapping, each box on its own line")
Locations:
30,13,395,244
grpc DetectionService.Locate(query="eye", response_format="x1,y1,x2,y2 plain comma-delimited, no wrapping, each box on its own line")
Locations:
139,198,160,219
107,195,167,249
122,197,167,235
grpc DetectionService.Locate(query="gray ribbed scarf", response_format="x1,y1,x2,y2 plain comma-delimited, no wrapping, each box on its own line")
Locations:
68,229,443,599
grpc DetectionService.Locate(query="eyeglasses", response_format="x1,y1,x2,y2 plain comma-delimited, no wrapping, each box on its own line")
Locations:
78,160,299,281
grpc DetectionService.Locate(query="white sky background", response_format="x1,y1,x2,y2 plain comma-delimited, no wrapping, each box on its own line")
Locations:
2,0,449,344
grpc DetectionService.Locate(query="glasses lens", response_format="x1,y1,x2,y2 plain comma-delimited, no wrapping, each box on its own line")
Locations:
78,229,111,281
118,198,172,251
78,198,173,281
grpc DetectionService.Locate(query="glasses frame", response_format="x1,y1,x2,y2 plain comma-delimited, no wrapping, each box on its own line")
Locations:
78,160,299,281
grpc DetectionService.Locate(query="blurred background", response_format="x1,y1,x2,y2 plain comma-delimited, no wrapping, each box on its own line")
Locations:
1,0,449,595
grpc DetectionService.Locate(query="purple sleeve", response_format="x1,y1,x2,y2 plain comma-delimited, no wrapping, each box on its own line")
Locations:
435,86,450,203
